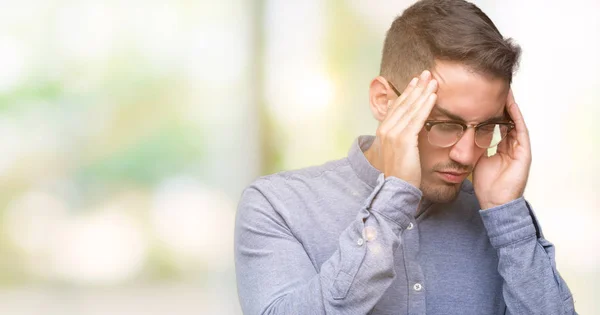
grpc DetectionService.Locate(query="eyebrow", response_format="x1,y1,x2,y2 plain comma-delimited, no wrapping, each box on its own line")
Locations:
432,105,507,124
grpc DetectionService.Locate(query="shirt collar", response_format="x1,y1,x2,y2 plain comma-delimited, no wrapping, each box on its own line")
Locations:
347,135,382,188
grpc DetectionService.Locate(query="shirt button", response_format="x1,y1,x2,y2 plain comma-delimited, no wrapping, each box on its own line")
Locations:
357,238,364,246
413,283,423,291
407,222,414,230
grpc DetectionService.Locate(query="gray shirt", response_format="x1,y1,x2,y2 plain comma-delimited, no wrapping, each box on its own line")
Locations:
234,135,576,315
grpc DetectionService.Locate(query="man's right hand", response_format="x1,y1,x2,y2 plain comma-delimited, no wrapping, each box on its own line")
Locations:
375,70,438,189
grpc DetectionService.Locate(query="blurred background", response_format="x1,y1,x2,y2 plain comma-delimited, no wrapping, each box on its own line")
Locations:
0,0,597,314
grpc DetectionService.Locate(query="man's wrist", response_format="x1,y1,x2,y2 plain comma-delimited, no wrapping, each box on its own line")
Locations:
479,196,523,211
480,201,501,210
368,175,422,226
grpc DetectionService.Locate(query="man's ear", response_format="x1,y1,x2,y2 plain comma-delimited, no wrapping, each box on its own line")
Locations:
369,76,394,122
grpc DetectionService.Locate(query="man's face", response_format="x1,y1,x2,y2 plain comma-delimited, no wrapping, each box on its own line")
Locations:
419,61,508,203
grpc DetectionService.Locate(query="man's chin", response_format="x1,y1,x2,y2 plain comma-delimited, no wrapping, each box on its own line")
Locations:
421,180,462,204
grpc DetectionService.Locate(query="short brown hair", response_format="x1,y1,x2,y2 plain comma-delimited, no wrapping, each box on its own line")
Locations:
380,0,521,87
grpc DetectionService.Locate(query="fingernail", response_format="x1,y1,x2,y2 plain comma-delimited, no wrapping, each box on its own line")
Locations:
421,70,430,80
409,77,418,86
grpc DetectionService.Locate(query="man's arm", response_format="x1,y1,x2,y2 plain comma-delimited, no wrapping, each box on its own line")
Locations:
235,71,438,315
479,198,577,315
234,175,420,315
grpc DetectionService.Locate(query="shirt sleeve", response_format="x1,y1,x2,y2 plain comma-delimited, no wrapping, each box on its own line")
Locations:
479,197,577,315
234,174,421,315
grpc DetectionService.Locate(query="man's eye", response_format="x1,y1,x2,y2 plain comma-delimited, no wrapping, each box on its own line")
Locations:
434,123,462,132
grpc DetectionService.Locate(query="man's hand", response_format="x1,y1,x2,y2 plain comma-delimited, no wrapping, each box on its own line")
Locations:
473,89,532,209
376,70,438,189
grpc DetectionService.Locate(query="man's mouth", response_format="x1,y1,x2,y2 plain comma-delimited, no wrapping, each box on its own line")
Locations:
435,170,469,183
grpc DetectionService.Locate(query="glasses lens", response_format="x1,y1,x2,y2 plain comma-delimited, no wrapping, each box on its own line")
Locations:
428,123,464,147
475,123,510,148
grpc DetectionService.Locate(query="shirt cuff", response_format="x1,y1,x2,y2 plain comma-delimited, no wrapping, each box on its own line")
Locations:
479,197,537,248
367,174,422,229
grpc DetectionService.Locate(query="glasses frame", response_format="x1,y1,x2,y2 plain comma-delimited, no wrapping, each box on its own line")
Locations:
389,82,402,97
386,79,515,149
424,120,515,148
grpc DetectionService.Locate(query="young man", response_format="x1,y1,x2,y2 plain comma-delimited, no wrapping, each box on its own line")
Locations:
235,0,577,314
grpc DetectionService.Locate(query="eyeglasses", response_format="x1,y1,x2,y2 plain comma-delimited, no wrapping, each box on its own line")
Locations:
424,120,514,148
387,80,515,149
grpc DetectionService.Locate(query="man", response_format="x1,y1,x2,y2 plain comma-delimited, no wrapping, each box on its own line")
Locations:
234,0,577,314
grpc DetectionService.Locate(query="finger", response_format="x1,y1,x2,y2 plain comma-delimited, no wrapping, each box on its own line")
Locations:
382,77,418,123
506,88,516,107
405,91,437,134
400,70,433,110
386,70,432,123
507,101,530,149
382,76,430,129
392,77,418,108
381,70,434,134
403,79,437,123
389,78,437,133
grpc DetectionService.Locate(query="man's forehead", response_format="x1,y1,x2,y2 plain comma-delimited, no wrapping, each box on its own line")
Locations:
431,102,507,123
430,62,508,123
431,61,507,95
430,61,476,86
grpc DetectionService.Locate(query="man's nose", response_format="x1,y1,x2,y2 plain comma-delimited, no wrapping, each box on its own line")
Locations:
448,128,478,166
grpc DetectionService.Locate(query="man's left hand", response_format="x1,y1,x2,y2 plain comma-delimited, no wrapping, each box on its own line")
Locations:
473,89,532,210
